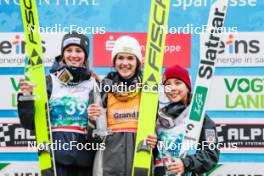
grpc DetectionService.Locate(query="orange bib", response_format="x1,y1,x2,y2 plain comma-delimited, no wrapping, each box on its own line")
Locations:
107,93,141,132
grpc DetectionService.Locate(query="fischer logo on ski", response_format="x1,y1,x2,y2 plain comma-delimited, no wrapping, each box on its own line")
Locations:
132,0,170,176
20,0,57,175
143,2,169,92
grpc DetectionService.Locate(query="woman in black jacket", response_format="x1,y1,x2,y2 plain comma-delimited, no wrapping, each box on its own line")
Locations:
17,32,100,176
154,65,219,176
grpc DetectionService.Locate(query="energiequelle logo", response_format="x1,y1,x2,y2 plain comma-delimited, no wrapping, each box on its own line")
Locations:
0,34,46,55
219,34,260,54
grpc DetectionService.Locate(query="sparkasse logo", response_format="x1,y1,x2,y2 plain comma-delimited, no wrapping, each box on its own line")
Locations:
172,0,257,10
93,32,191,68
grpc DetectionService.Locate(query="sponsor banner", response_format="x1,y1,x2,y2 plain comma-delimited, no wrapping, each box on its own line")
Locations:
0,74,104,110
208,163,264,175
0,75,23,110
93,32,191,68
0,33,64,67
172,0,257,10
200,32,264,67
207,76,264,111
0,0,257,8
0,118,36,153
213,118,264,153
0,162,40,175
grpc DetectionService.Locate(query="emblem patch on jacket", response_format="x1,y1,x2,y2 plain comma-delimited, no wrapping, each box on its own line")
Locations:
205,129,216,143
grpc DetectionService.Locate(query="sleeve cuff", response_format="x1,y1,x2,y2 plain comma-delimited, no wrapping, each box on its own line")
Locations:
181,157,192,171
88,119,96,129
17,93,35,101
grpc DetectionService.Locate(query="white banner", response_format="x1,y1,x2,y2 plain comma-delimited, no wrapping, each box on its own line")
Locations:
201,32,264,67
207,76,264,111
0,32,64,67
0,118,36,153
0,162,40,175
208,163,264,175
0,75,23,110
0,74,105,110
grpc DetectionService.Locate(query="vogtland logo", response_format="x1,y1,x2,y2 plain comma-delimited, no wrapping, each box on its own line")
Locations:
218,34,260,54
10,77,20,108
224,77,264,109
0,34,46,55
